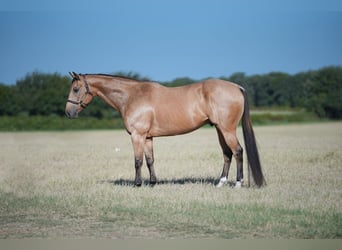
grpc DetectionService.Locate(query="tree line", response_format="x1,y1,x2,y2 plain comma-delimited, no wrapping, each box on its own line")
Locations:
0,66,341,119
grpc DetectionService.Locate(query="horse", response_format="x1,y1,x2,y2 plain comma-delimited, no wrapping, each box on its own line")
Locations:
65,72,265,188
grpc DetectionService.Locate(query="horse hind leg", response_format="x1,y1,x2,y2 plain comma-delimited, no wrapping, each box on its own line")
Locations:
227,133,244,188
234,144,243,188
216,127,233,188
219,129,244,188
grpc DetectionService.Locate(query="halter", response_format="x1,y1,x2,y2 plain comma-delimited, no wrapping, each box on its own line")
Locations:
67,74,94,109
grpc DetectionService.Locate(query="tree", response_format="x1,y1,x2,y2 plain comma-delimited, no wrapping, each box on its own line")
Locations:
303,67,342,118
14,72,70,116
1,67,341,119
164,77,195,87
0,84,17,115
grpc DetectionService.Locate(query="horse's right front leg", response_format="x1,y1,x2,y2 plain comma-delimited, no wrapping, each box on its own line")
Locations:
131,132,146,187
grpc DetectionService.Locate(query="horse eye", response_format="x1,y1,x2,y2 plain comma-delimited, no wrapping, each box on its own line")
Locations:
73,86,79,93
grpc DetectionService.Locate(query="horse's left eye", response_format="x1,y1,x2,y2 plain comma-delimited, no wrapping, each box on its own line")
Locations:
73,87,79,93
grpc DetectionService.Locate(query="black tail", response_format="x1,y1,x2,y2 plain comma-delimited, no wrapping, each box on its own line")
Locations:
240,88,265,187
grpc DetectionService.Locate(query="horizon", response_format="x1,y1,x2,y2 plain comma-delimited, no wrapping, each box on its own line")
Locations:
1,65,341,86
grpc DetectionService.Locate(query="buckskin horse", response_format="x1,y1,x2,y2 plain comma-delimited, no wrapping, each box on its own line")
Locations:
65,72,265,188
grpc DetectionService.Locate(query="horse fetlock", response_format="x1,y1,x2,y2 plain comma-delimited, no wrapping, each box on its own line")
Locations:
216,177,228,188
150,175,157,183
235,181,242,188
235,179,244,188
134,178,142,187
150,180,157,187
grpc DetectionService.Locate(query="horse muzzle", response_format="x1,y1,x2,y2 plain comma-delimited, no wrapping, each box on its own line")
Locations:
65,104,79,119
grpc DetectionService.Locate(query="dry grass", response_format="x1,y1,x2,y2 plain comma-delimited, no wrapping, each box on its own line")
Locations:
0,122,341,238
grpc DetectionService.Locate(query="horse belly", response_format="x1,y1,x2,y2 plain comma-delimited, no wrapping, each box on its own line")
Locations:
150,106,208,137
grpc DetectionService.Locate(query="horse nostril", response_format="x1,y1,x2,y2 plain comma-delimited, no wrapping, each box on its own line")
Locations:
65,106,78,119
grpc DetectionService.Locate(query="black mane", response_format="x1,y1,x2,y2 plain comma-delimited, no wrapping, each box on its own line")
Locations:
85,73,151,82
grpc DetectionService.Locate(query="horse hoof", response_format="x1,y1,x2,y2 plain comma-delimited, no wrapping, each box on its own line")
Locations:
216,177,227,188
216,182,224,188
235,181,242,189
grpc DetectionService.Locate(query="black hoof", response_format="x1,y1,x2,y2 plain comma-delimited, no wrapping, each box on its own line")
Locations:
149,181,157,187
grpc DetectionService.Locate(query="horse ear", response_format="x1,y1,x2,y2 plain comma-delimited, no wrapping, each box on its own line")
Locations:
69,71,80,80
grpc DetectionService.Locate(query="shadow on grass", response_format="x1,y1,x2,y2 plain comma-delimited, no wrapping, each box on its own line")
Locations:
99,177,238,187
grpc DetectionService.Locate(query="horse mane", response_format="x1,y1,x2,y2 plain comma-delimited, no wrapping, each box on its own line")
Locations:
85,73,150,82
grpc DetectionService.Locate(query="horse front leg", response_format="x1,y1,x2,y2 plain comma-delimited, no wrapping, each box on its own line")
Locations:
144,137,157,186
131,132,146,187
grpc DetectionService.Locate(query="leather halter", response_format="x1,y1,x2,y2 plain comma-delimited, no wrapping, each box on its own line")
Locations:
67,74,94,109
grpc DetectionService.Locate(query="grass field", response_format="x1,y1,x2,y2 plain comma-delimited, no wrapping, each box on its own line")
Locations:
0,122,341,238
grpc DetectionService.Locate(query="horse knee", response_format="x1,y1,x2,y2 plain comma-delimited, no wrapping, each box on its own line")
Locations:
135,157,143,169
145,156,154,167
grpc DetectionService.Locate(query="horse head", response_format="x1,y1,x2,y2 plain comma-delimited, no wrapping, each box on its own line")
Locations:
65,72,94,118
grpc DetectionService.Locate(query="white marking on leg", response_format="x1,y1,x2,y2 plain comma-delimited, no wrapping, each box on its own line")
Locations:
235,181,242,189
216,177,227,188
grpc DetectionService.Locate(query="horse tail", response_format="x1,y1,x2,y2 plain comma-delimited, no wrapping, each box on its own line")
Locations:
240,87,265,187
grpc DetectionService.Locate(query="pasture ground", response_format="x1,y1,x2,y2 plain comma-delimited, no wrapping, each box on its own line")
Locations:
0,122,341,238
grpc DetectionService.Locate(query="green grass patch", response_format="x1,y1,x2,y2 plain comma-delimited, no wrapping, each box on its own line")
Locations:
100,201,341,238
250,109,320,125
1,191,341,239
0,115,125,131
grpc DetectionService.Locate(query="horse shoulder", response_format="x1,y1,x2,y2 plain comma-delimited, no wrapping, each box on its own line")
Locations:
123,82,162,134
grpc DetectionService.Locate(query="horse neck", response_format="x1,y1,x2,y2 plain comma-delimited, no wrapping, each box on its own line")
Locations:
90,75,134,113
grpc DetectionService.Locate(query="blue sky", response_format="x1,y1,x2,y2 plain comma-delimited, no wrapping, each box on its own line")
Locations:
1,0,342,84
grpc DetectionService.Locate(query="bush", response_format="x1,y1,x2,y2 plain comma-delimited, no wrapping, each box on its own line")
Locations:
0,116,125,131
